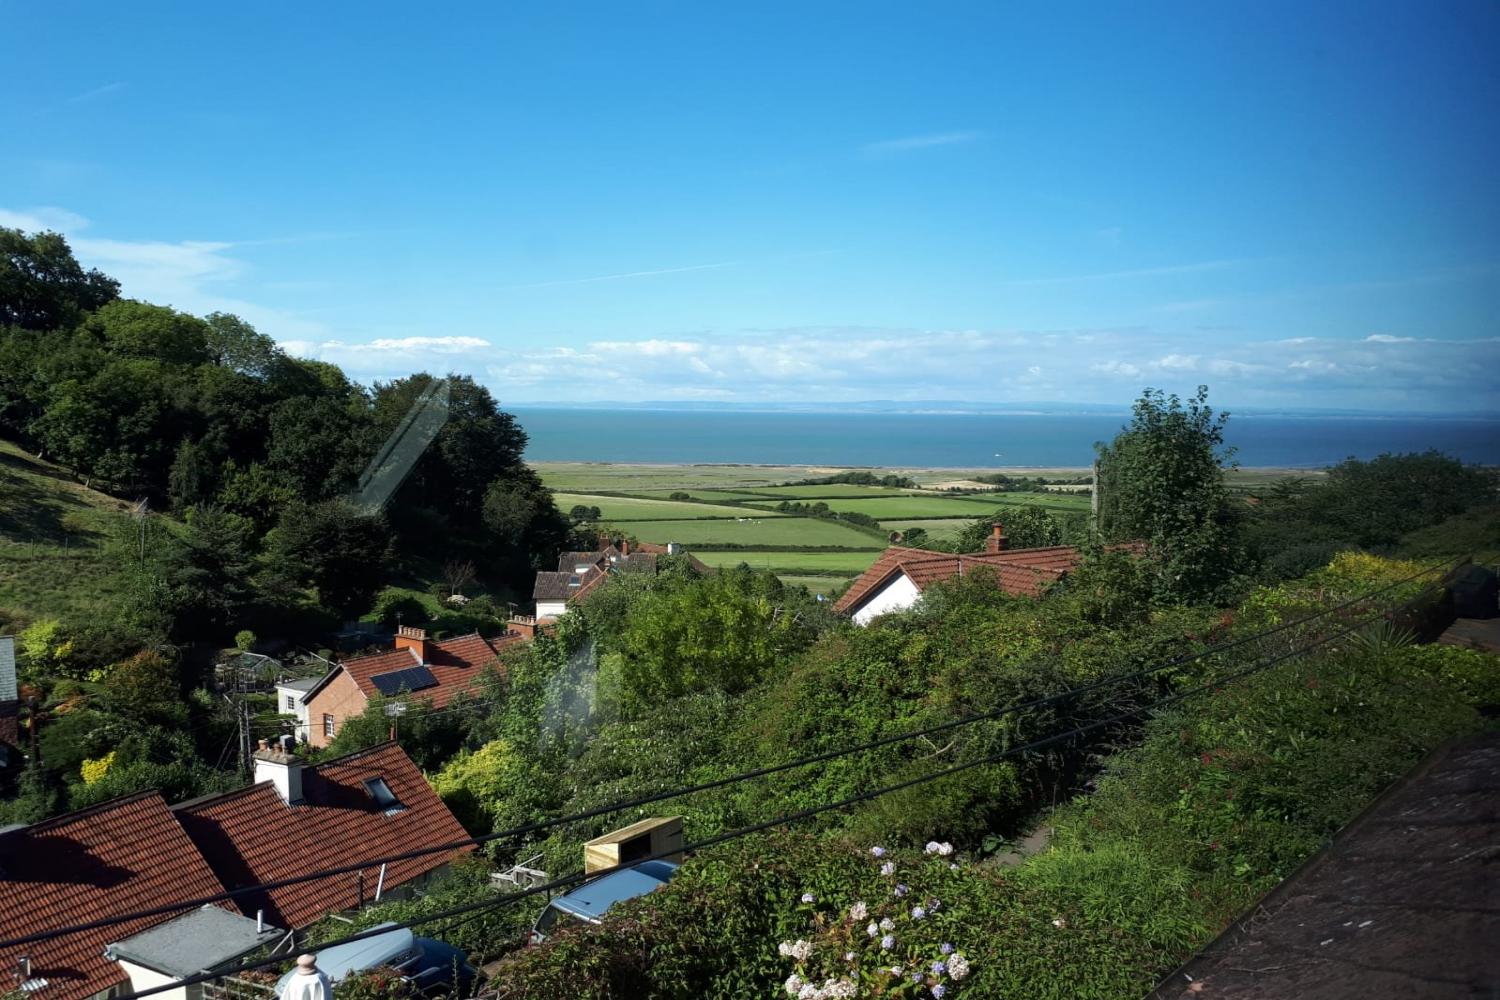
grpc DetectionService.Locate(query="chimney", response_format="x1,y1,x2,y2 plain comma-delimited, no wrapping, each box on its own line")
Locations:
987,523,1008,553
508,614,538,639
394,625,430,663
666,542,681,555
619,539,631,556
254,743,305,804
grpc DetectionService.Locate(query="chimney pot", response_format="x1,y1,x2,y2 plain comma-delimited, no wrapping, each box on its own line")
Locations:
253,743,305,803
620,539,630,555
393,625,431,662
988,523,1008,553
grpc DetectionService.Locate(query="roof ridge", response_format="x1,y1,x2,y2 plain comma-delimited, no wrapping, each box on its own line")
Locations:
309,738,401,771
172,780,277,812
0,789,165,835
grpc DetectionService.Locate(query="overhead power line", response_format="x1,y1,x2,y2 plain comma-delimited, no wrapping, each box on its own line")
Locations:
101,574,1438,1000
0,555,1459,953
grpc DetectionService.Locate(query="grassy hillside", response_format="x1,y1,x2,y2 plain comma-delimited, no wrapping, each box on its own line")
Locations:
0,438,136,623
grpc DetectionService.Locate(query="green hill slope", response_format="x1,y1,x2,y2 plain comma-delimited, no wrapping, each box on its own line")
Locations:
0,438,136,623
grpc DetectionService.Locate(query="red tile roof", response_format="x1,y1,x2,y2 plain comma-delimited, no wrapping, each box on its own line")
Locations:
834,543,1142,617
0,793,231,1000
174,742,473,929
336,632,515,709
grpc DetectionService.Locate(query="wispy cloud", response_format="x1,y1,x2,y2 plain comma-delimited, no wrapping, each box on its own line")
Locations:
862,130,982,156
66,82,126,104
1003,259,1246,287
513,260,737,289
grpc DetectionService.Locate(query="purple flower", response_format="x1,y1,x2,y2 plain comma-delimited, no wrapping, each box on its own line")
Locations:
940,942,954,955
880,934,896,950
800,892,816,904
870,846,887,858
880,861,896,877
911,906,927,920
910,971,924,983
932,986,947,999
931,961,947,976
893,883,909,897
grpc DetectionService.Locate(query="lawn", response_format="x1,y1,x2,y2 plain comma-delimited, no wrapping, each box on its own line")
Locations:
620,517,885,548
550,492,789,522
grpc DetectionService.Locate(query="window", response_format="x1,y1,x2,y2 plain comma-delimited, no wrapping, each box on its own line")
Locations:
363,777,405,814
285,695,297,711
323,713,335,737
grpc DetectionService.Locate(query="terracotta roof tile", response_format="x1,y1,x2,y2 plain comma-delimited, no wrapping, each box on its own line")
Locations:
0,793,230,1000
834,542,1141,617
174,743,473,929
339,633,511,710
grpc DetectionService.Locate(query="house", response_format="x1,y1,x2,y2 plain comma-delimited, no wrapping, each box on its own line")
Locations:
300,627,518,747
531,539,711,619
0,740,471,1000
0,635,19,772
834,525,1133,625
273,677,319,742
173,741,474,930
0,791,272,1000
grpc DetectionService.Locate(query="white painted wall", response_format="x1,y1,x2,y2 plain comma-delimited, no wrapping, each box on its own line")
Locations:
851,573,922,626
536,599,568,619
274,684,311,740
117,960,200,1000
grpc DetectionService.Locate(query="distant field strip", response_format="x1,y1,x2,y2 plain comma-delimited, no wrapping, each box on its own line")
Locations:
610,517,884,548
690,550,879,573
550,492,790,521
726,484,921,499
879,519,969,540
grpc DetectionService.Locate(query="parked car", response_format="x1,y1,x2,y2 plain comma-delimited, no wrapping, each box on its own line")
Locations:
276,923,476,997
529,860,680,944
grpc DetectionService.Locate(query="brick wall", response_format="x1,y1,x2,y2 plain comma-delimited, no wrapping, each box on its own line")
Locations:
302,671,367,748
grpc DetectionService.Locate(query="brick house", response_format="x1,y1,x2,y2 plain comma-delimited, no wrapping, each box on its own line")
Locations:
300,627,518,747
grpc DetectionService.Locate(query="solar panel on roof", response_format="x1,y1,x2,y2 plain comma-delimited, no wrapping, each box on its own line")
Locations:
369,665,438,697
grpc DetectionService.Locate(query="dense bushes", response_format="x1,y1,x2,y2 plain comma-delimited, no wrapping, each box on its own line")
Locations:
481,557,1497,999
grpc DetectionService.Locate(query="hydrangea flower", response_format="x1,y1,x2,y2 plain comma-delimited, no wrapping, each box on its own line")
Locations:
783,974,803,996
870,846,887,858
936,842,954,856
879,861,896,877
800,892,816,904
880,934,896,950
932,985,948,998
866,921,879,937
911,906,927,920
931,960,947,975
821,980,856,1000
893,883,909,897
910,970,924,983
797,984,818,1000
778,940,813,961
940,942,954,955
924,840,942,854
879,917,895,931
849,901,868,921
947,954,970,980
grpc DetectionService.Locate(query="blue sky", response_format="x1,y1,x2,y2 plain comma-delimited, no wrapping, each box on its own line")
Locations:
4,1,1498,410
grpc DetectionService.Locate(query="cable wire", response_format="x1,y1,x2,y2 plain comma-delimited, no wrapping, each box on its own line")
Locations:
102,572,1434,1000
0,555,1459,952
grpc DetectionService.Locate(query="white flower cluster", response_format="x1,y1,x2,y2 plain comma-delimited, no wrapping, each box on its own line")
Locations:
947,953,971,980
783,975,856,999
777,940,814,961
923,841,954,856
848,901,868,921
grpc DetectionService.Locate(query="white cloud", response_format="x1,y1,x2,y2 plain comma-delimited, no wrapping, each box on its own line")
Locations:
366,336,490,353
862,131,982,155
1365,334,1416,343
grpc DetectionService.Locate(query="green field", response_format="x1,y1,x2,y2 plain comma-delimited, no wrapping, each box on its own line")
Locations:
551,492,790,522
731,484,922,499
879,518,970,541
617,517,884,548
689,550,881,573
633,489,781,503
744,491,1089,519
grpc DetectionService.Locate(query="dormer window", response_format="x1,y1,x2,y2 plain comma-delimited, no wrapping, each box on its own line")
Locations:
362,777,405,815
568,575,581,588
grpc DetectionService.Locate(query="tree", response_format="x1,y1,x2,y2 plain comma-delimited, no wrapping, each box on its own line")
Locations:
951,506,1083,553
77,300,211,366
442,559,477,597
0,227,119,331
481,474,570,583
266,500,393,619
203,311,281,376
1095,386,1241,603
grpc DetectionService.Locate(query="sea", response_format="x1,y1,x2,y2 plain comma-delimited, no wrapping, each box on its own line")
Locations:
511,408,1500,469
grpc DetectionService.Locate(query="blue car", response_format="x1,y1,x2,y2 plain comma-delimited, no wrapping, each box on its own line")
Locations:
529,860,680,944
276,923,476,997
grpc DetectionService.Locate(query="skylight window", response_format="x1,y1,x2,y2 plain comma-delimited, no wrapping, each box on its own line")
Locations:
362,777,405,815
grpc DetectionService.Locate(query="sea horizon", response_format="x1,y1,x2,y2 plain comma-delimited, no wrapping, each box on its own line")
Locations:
513,407,1500,469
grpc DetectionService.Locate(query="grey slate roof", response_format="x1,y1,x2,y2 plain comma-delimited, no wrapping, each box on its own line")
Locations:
105,904,283,975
